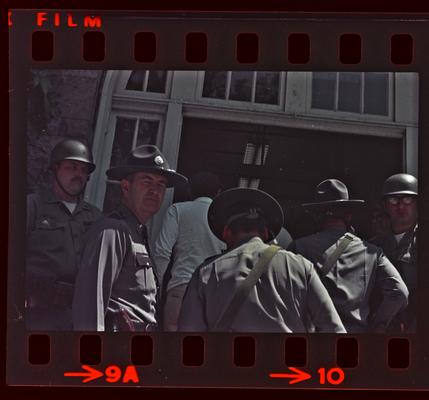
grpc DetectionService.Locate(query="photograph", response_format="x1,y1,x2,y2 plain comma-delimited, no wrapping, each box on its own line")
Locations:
24,69,419,334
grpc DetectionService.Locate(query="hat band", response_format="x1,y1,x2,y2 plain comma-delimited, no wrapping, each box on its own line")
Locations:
225,209,266,227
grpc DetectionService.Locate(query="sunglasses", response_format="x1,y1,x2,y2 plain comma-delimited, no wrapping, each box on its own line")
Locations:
385,196,416,205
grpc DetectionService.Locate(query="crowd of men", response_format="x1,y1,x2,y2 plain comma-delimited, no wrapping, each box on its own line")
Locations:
25,139,418,333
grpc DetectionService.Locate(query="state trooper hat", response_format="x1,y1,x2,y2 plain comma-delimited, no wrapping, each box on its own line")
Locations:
106,145,188,188
208,188,284,242
50,139,96,173
382,173,418,196
302,179,365,211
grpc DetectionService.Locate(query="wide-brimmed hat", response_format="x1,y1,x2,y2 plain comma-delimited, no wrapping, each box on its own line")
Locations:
106,145,188,188
302,179,365,210
208,188,284,242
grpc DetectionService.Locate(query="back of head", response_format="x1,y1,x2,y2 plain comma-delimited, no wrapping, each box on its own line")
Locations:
189,171,222,199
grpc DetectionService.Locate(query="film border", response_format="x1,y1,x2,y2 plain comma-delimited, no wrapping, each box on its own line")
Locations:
7,10,429,389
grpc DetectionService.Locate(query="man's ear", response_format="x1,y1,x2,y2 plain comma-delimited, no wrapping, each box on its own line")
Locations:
120,179,130,197
261,227,269,242
222,225,231,242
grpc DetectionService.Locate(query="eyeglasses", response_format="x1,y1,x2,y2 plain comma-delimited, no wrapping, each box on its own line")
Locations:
385,196,416,206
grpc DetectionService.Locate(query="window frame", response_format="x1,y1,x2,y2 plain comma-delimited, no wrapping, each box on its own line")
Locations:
307,71,395,122
197,71,287,111
117,70,173,99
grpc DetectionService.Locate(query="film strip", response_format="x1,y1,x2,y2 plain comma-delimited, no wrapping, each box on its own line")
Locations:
7,9,429,390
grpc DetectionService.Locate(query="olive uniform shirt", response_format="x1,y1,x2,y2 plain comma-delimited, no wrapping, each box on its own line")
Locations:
371,225,417,332
178,236,346,333
289,228,409,333
72,204,158,332
26,189,102,330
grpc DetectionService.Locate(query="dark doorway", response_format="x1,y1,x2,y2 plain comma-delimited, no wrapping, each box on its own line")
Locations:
177,118,403,240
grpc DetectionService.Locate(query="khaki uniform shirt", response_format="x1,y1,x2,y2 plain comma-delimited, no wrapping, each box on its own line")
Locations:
178,236,346,333
73,204,158,332
290,228,409,333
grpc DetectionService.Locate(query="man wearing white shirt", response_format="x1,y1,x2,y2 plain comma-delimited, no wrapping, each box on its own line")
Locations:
153,171,225,331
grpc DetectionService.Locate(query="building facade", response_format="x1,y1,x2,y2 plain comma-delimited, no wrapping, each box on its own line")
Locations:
27,70,419,241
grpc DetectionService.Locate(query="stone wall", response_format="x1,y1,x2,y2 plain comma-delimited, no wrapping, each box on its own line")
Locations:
26,69,105,193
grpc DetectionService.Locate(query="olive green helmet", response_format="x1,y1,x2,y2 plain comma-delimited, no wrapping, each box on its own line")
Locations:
50,139,96,173
382,173,418,196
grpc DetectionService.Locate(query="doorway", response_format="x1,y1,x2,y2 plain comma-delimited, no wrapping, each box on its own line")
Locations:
177,118,403,239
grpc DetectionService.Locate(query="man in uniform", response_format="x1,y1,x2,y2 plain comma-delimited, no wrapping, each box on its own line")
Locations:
153,171,225,331
178,187,346,333
289,179,409,333
26,139,101,330
72,145,187,331
371,173,418,332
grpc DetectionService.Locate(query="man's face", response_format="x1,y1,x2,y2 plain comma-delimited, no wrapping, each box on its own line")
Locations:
121,172,168,223
384,195,418,233
54,160,89,197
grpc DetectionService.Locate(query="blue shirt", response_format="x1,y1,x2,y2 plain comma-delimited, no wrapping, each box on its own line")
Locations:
153,197,225,292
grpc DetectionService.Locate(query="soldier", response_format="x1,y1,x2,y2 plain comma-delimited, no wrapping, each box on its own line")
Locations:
289,179,409,333
371,173,418,332
153,171,225,331
72,145,187,331
178,187,346,333
26,139,102,330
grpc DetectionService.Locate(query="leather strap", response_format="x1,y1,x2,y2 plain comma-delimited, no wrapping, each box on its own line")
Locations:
320,233,354,276
213,244,281,331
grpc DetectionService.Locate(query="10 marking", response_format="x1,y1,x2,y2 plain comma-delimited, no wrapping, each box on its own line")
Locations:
269,367,345,385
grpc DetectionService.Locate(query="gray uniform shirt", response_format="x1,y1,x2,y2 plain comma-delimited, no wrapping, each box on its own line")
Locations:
27,189,102,284
178,236,346,333
371,225,417,332
289,228,409,333
73,204,158,331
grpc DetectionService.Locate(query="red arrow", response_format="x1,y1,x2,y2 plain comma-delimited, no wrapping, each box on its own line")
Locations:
64,365,104,383
269,367,312,384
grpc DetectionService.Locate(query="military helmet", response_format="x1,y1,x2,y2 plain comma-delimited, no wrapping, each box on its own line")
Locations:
382,173,418,196
50,139,96,173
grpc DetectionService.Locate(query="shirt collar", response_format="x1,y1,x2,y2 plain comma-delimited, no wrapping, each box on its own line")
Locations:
42,188,89,212
194,197,213,204
114,203,147,238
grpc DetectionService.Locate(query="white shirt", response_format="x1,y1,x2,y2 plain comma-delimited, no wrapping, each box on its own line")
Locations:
153,197,226,292
62,201,77,214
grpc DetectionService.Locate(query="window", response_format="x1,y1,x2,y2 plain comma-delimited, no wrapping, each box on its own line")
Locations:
311,72,389,116
238,142,270,189
125,70,168,93
202,71,282,105
103,116,160,213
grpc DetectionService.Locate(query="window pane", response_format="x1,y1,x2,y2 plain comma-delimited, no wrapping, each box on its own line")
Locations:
338,72,361,113
364,73,389,115
146,70,167,93
229,71,253,102
110,117,136,167
136,119,159,146
311,72,336,110
202,71,227,99
126,71,145,91
255,72,280,104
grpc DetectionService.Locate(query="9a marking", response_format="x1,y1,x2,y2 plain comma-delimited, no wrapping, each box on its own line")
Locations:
64,365,139,384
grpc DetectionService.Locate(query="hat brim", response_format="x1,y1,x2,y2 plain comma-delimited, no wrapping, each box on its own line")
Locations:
208,188,284,242
302,199,365,210
383,191,418,196
106,166,188,188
